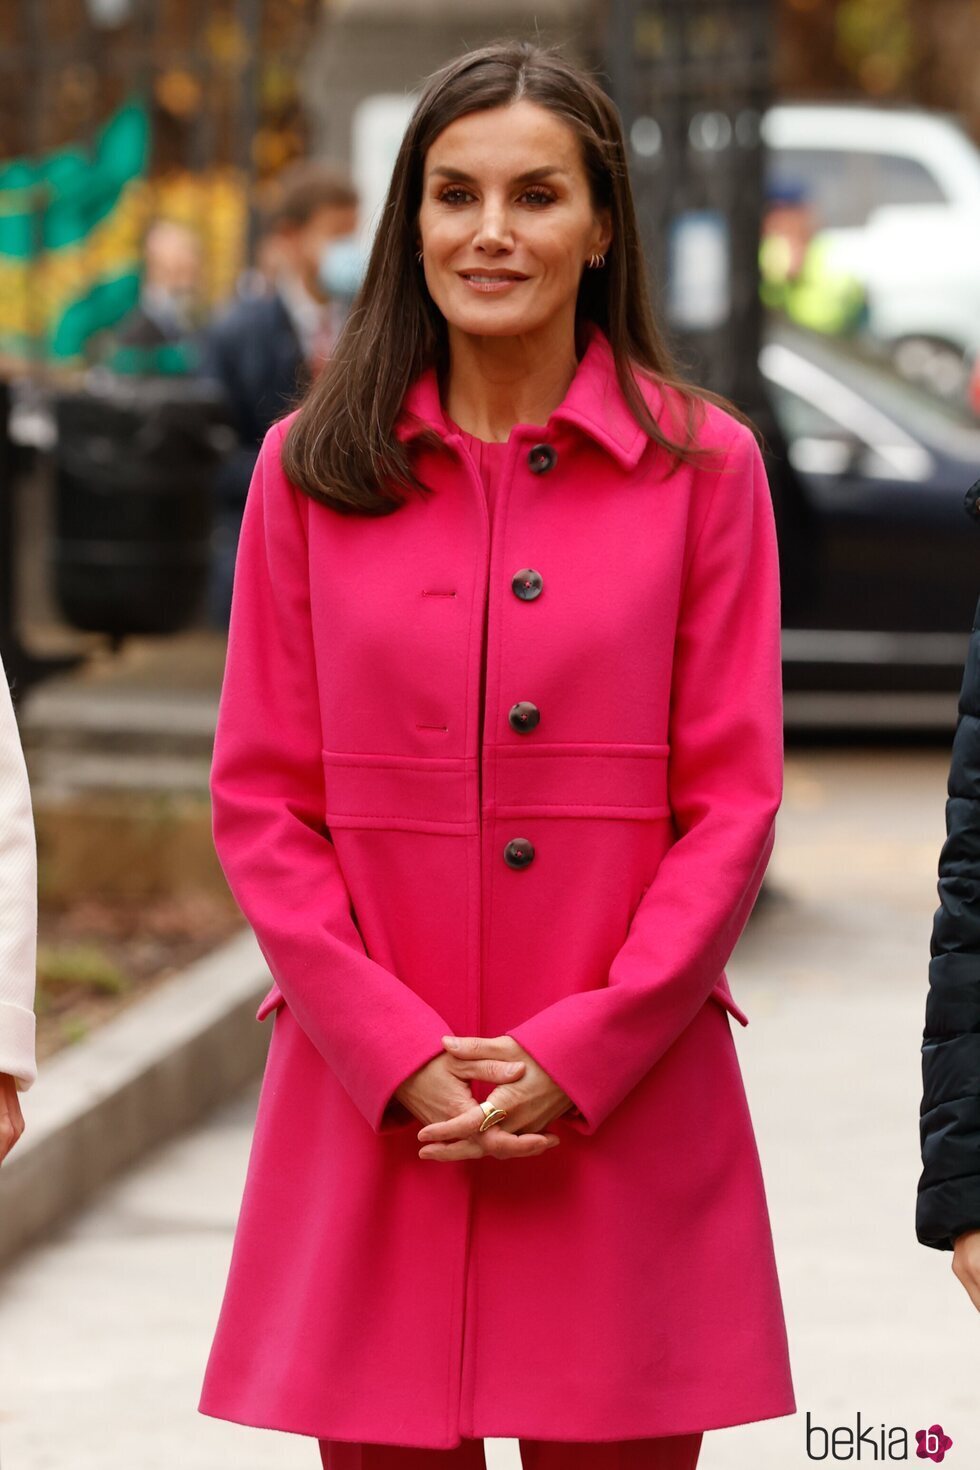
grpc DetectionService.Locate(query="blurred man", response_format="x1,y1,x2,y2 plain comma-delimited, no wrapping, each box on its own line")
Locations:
198,161,360,628
89,217,206,375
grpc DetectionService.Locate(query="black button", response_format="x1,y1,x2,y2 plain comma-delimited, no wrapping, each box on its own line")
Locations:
503,837,535,869
512,568,543,600
966,478,980,520
528,443,557,474
508,701,540,733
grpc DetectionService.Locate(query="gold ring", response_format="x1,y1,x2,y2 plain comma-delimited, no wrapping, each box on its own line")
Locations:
478,1101,508,1132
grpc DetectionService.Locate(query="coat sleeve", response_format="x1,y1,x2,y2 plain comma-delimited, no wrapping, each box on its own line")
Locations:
0,653,38,1092
916,592,980,1250
506,423,783,1134
209,421,452,1135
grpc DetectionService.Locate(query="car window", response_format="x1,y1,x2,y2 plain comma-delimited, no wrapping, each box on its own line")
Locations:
761,338,938,481
767,379,878,477
766,374,934,481
768,380,853,442
768,148,947,229
871,152,948,209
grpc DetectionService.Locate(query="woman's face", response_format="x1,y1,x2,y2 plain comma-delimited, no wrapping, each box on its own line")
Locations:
416,99,612,341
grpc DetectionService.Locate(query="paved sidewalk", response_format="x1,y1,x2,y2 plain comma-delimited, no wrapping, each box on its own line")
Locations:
1,746,975,1469
16,627,227,798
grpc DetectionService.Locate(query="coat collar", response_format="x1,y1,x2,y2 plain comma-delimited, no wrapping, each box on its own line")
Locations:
393,320,657,472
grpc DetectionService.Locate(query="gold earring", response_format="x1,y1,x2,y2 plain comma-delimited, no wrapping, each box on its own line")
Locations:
416,249,424,263
588,252,606,269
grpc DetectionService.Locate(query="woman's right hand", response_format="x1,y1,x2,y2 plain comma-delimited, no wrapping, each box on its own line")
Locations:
952,1230,980,1310
395,1049,525,1131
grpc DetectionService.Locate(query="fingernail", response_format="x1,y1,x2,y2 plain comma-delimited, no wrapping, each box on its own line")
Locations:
442,1036,459,1047
505,1063,522,1074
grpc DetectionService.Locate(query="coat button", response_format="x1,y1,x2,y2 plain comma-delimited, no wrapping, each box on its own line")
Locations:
508,701,540,732
512,568,543,600
503,837,535,868
528,443,557,474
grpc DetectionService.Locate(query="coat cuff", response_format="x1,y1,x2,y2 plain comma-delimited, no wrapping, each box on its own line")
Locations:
507,1013,606,1135
0,1001,37,1092
351,1014,454,1136
255,972,453,1138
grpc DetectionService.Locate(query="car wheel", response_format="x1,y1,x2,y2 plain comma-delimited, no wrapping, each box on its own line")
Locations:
891,335,970,402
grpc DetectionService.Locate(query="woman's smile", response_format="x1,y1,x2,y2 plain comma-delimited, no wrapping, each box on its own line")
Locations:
457,271,529,294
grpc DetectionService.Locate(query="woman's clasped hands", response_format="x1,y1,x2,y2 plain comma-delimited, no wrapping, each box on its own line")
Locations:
397,1033,572,1161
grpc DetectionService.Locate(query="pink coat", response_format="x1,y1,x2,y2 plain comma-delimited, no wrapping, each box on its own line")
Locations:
197,320,796,1449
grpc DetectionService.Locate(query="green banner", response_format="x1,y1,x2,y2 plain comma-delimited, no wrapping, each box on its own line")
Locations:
0,99,150,363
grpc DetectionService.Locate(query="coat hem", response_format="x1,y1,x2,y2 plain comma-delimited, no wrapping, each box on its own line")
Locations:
198,1402,464,1451
198,1391,798,1449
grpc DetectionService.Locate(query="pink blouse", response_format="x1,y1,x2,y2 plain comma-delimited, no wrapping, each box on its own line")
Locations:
452,427,510,529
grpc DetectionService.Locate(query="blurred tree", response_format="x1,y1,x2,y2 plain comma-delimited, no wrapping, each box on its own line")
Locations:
836,0,915,94
777,0,980,139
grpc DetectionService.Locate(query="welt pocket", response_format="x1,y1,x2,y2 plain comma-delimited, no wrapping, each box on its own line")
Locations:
256,982,285,1022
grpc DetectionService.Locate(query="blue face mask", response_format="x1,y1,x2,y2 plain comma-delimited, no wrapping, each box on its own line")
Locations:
318,234,367,301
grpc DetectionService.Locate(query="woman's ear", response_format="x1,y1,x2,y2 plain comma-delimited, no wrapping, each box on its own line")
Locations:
594,206,613,259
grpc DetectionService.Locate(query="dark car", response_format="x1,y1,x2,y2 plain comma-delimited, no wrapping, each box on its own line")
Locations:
761,322,980,730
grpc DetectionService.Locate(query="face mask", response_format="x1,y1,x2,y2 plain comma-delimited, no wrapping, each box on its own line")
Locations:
318,234,367,301
142,283,198,327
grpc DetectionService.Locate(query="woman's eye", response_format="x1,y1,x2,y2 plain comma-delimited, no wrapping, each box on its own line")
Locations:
436,187,555,207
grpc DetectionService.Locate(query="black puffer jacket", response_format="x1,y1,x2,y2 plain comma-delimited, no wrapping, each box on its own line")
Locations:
917,568,980,1250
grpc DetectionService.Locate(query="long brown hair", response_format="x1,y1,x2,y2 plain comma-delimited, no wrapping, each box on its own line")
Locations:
280,37,758,516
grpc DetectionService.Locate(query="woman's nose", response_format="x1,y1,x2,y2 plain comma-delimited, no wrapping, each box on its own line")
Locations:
471,204,514,249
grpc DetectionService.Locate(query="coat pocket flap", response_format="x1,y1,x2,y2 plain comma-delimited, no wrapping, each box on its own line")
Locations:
256,982,285,1022
708,981,749,1027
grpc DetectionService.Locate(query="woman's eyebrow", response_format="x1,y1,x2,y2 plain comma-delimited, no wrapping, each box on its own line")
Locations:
428,165,568,184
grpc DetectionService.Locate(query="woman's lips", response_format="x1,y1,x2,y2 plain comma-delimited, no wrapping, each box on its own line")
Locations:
458,274,528,294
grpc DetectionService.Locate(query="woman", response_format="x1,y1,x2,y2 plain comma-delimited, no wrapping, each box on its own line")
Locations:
917,574,980,1311
0,649,38,1164
198,39,796,1468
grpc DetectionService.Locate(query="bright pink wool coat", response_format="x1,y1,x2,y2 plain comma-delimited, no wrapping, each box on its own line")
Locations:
197,321,796,1448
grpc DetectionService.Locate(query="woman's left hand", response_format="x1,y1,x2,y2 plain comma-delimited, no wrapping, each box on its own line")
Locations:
0,1072,26,1167
416,1034,572,1161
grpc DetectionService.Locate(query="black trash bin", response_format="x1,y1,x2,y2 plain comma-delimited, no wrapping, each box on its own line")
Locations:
50,374,233,637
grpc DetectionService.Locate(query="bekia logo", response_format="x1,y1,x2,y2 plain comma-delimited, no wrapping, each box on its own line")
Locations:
805,1412,954,1461
915,1426,953,1463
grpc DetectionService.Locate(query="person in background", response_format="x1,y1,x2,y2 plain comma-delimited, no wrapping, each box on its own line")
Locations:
0,651,38,1165
198,160,360,629
917,541,980,1309
759,178,866,339
88,217,207,376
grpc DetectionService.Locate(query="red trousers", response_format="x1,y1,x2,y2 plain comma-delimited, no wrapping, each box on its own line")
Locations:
318,1433,703,1468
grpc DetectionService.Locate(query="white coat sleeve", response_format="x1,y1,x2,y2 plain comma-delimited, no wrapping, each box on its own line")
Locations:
209,421,453,1135
506,424,783,1134
0,653,38,1092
